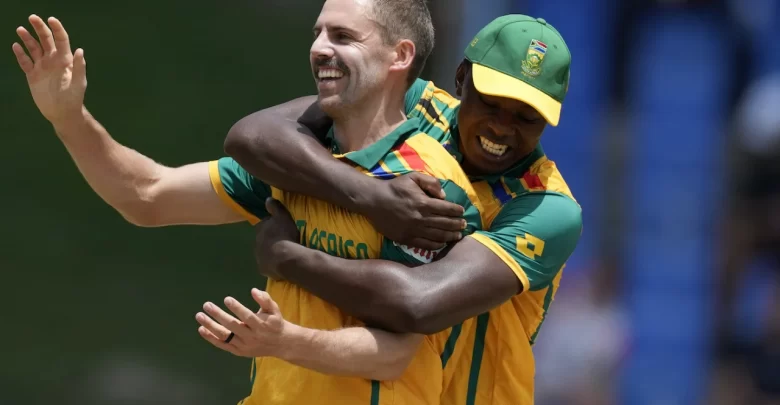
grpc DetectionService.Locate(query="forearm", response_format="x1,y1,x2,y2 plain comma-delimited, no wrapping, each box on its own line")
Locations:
52,107,170,224
224,103,377,214
280,322,421,381
234,130,373,211
51,108,237,226
276,238,520,334
276,241,424,332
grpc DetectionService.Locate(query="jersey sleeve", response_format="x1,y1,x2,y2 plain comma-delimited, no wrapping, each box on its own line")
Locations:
470,193,582,292
208,157,272,224
379,179,483,265
404,78,429,117
403,81,460,148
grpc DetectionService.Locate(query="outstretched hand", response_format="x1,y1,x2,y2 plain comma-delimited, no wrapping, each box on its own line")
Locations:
196,288,288,359
12,15,86,125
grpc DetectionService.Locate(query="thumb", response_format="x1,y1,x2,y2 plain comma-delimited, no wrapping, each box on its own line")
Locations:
409,172,445,199
252,288,280,315
264,198,292,220
72,48,86,84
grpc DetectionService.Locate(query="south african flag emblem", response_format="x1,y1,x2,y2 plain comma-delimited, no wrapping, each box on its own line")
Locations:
521,39,547,78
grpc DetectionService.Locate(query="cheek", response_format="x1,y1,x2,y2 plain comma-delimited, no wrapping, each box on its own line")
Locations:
458,116,479,142
460,111,489,133
334,47,358,68
363,60,382,77
364,49,393,72
524,123,546,138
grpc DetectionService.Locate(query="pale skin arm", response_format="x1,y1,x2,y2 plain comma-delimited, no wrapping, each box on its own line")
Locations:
197,288,423,381
12,15,242,226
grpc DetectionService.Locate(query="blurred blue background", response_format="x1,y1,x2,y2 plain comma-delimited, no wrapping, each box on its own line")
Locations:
2,0,779,404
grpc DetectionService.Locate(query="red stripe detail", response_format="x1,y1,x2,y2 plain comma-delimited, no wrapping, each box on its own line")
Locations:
536,40,547,48
398,143,428,173
523,172,545,190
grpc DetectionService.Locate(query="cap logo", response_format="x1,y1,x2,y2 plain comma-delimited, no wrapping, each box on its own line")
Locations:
470,37,479,47
521,39,547,78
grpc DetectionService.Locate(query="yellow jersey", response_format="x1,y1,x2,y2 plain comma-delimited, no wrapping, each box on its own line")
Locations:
405,79,583,405
210,117,485,405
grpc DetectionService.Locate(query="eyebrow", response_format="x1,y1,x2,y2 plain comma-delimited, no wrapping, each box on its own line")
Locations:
313,24,360,37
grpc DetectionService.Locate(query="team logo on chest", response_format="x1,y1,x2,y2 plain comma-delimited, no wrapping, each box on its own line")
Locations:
393,241,445,263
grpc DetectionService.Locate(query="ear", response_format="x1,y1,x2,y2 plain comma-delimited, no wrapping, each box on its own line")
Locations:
455,61,468,97
389,39,415,75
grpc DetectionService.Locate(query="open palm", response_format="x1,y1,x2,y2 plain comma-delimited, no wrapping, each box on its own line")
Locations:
12,15,86,124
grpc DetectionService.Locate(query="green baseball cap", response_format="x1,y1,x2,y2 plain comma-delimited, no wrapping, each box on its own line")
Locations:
464,15,571,126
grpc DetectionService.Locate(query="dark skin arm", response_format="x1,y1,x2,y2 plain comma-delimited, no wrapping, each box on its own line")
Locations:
257,199,521,335
224,96,335,191
224,97,466,251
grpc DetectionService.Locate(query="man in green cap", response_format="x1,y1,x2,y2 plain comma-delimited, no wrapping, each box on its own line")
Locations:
208,14,581,404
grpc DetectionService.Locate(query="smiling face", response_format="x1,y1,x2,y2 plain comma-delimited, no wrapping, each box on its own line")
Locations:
456,62,548,175
310,0,397,118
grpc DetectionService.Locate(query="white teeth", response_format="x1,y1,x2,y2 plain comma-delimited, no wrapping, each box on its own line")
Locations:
318,69,344,79
479,136,508,156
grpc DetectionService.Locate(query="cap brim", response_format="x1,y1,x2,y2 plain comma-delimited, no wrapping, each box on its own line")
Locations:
471,63,561,126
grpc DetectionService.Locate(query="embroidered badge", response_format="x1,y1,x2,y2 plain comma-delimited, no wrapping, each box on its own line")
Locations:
521,39,547,78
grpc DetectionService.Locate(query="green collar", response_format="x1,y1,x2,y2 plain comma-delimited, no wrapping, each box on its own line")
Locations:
326,118,423,169
468,143,546,182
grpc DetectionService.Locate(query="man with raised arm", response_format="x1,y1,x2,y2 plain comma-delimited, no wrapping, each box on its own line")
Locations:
11,2,482,404
213,15,583,405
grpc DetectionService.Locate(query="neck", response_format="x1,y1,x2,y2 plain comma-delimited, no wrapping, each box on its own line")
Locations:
332,88,407,152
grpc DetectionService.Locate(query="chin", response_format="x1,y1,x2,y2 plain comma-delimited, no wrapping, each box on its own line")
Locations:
475,160,512,176
318,96,345,116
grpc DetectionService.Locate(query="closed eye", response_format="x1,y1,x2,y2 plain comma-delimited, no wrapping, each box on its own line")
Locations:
518,115,543,124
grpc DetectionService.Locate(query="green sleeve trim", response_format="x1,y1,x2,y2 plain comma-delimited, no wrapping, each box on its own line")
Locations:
217,157,273,219
474,192,582,290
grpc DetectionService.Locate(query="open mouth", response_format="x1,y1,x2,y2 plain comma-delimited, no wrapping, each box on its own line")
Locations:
317,68,345,81
478,136,509,157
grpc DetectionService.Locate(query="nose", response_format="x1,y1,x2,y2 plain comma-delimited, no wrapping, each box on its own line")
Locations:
486,108,520,137
310,31,335,60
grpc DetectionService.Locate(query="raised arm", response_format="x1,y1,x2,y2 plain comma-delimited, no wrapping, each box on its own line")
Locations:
13,16,242,226
223,90,465,250
258,193,583,334
53,110,242,226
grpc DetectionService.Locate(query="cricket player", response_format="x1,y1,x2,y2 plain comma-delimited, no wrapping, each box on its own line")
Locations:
11,1,482,405
211,15,582,405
